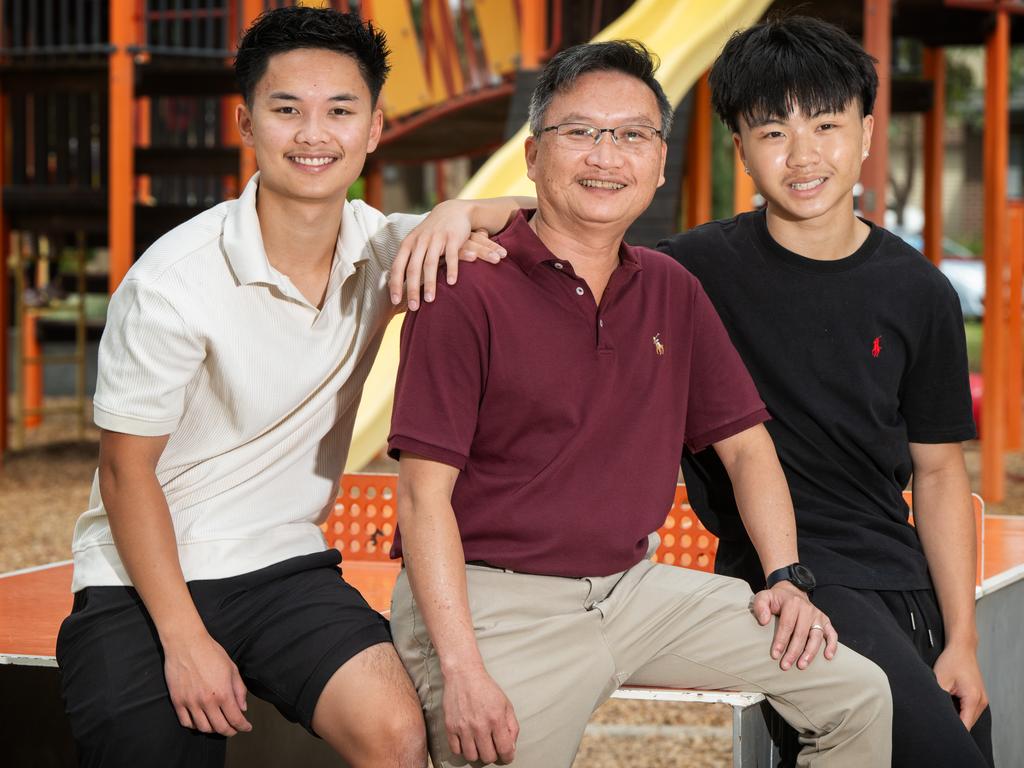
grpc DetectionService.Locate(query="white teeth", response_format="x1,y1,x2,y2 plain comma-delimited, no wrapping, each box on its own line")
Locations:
580,179,625,190
791,177,825,191
291,156,335,167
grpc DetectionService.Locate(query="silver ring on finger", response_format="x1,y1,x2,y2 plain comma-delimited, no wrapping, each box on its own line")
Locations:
809,623,825,632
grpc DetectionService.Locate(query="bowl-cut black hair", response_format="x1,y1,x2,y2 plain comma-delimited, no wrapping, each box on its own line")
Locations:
709,15,878,133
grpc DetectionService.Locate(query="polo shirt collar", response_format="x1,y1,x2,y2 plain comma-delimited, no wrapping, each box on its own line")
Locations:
501,209,643,276
222,172,370,299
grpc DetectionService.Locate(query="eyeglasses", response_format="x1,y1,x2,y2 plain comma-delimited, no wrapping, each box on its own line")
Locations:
540,122,663,151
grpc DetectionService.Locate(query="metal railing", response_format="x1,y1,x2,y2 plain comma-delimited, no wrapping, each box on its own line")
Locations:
0,0,110,57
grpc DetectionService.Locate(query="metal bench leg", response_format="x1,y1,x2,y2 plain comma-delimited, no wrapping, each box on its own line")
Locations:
732,700,780,767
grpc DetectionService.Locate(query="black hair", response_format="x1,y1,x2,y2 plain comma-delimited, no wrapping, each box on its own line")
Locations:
235,6,391,106
709,15,878,133
528,40,674,138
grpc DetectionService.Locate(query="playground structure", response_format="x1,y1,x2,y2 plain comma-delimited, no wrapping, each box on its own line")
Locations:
2,0,1024,499
1,1,1024,765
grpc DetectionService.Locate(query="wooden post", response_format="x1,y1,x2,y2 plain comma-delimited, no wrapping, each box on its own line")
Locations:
685,73,712,229
860,0,891,225
108,0,136,291
922,47,945,266
520,0,546,69
1006,201,1024,451
733,151,756,214
981,10,1009,501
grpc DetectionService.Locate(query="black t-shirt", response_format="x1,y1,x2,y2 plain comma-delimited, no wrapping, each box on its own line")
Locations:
658,210,976,591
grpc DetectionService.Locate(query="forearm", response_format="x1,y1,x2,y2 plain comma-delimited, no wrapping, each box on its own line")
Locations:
715,425,798,578
912,458,978,647
398,460,484,676
462,196,535,233
100,443,205,646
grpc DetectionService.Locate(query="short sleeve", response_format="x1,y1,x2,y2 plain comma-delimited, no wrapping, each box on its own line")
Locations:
92,280,205,436
684,285,769,452
369,212,428,271
900,284,976,443
387,284,487,469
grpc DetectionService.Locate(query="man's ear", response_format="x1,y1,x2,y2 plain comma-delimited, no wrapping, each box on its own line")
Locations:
366,107,384,154
732,132,746,171
861,113,874,158
236,102,255,148
525,135,539,183
656,137,668,188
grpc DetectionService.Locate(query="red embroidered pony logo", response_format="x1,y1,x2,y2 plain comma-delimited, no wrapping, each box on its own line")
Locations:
872,336,882,358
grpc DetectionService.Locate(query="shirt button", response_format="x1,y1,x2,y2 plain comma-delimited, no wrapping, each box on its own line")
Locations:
554,262,564,270
575,286,585,296
599,319,604,327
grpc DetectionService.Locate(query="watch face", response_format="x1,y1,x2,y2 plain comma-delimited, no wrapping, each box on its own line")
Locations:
791,564,816,590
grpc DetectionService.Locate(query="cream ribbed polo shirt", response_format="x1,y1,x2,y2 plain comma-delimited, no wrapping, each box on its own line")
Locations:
70,173,422,591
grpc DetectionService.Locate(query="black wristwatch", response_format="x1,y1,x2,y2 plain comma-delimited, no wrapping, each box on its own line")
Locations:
765,563,816,592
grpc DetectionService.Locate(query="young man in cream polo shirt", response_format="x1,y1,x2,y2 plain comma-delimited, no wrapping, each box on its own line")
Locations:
56,8,523,768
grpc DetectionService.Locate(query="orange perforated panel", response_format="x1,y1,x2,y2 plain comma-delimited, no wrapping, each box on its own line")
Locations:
322,474,400,563
324,476,720,571
651,485,718,572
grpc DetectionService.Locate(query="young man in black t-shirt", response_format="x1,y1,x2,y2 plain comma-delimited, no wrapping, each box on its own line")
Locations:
659,16,993,767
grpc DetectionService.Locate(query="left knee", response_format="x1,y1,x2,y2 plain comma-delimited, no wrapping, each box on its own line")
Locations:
355,704,428,768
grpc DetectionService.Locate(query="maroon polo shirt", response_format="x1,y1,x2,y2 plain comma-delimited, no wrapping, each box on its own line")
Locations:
388,211,768,578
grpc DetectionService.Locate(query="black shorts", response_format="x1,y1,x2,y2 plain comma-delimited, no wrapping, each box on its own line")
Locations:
56,549,391,768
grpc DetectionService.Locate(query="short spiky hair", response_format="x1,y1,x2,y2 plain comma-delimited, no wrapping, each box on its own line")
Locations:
528,40,674,138
709,15,878,133
235,6,391,106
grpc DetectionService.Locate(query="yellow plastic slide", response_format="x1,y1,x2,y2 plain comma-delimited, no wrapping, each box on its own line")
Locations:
344,0,772,471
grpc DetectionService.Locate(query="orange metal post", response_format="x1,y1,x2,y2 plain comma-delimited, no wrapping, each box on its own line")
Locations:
520,0,546,69
860,0,891,225
236,0,263,186
685,73,712,229
136,97,151,204
22,314,41,429
365,162,383,210
981,11,1009,501
922,48,945,266
108,0,136,291
733,151,756,214
1006,201,1024,451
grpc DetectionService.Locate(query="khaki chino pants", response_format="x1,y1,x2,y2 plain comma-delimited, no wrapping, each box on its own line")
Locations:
391,560,892,768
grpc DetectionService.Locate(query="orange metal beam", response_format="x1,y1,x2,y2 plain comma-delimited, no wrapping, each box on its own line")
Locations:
733,151,756,215
1006,201,1024,451
860,0,891,225
981,10,1010,501
685,73,712,229
922,47,945,266
108,0,136,291
520,0,546,69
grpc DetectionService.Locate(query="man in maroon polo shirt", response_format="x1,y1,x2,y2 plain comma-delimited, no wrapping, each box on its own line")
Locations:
387,41,893,768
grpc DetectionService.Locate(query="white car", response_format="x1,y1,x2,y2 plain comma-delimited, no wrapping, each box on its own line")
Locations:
889,227,984,319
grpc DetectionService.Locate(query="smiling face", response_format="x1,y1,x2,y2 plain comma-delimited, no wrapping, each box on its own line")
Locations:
735,100,872,228
525,70,667,233
236,47,382,206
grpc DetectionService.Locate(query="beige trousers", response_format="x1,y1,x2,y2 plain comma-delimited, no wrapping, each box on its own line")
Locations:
391,560,892,768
